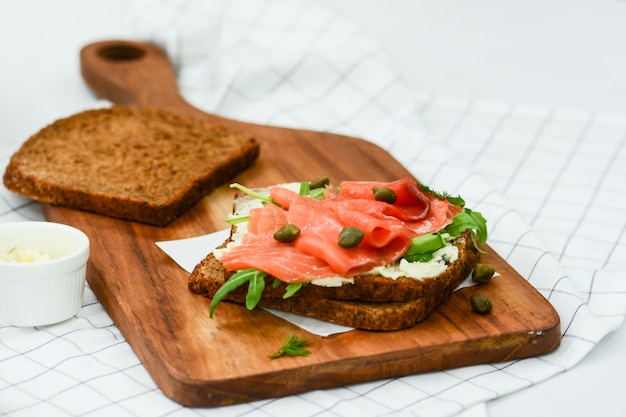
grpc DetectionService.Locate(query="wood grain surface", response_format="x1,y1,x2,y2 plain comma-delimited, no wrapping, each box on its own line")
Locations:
43,40,560,407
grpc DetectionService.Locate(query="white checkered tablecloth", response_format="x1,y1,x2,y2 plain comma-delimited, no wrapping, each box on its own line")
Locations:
1,1,625,416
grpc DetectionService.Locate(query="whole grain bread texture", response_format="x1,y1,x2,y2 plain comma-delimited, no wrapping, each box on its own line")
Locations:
2,106,260,226
189,230,480,331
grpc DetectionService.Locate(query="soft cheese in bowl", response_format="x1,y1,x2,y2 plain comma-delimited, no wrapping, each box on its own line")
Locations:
0,221,89,326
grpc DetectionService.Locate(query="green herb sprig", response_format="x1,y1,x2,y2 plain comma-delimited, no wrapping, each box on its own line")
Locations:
444,208,488,254
269,334,311,359
209,268,267,317
418,183,488,254
210,269,306,317
418,183,465,207
225,216,249,225
224,183,272,225
299,180,328,199
229,183,274,204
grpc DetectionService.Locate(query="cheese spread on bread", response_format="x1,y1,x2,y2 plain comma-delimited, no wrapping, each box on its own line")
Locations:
364,239,459,280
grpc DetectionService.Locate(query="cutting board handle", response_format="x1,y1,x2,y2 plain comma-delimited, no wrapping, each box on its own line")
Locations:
80,40,227,125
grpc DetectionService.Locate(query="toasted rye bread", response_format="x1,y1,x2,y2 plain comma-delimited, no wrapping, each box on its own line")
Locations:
190,230,478,302
189,230,480,331
3,105,260,226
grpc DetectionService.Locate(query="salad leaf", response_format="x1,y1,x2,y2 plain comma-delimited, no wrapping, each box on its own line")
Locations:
209,268,268,317
299,181,326,199
444,208,488,253
223,183,273,225
417,183,488,254
272,279,306,298
246,271,266,310
210,269,307,317
225,215,249,225
230,183,274,204
283,282,304,298
299,181,311,196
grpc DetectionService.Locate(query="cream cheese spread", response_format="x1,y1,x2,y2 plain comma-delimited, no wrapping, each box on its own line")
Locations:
364,243,459,280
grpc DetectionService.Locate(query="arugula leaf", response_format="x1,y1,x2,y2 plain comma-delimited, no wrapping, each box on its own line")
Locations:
229,183,274,204
269,334,311,359
271,279,305,298
299,181,326,199
445,208,488,253
283,283,304,298
299,181,311,196
246,272,266,310
209,268,268,317
225,215,249,225
210,270,308,318
403,251,436,262
417,183,488,253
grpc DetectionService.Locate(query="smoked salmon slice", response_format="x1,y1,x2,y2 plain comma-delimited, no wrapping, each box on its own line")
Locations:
278,188,413,276
339,177,430,216
219,178,463,282
218,203,337,281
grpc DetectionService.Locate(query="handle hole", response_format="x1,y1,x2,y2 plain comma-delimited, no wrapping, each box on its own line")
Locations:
97,44,146,62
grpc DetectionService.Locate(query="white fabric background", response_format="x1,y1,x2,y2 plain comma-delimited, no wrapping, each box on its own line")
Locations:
1,0,625,416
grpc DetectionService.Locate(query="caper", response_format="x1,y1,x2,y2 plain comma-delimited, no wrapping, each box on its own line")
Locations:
273,224,300,243
372,187,397,204
470,293,492,315
472,263,495,284
309,176,330,189
338,226,364,248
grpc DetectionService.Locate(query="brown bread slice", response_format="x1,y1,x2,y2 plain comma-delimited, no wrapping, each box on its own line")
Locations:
188,231,480,331
190,230,478,302
3,106,260,226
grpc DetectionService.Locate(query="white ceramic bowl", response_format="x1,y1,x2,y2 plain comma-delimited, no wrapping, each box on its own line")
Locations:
0,221,90,326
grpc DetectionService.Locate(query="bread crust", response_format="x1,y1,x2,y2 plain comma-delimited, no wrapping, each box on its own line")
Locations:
3,106,260,226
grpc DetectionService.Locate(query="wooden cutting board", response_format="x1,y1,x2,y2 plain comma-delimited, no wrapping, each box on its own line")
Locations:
43,40,560,407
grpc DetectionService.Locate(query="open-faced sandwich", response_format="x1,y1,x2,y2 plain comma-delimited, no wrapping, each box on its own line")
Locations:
189,176,488,331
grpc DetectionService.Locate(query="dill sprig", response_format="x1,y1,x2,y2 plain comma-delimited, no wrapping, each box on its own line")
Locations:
269,334,311,359
418,183,465,207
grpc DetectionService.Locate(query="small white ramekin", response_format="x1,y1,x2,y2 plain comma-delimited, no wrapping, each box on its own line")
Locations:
0,221,90,327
